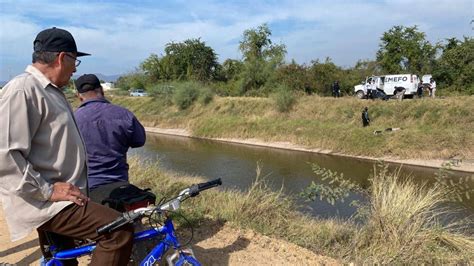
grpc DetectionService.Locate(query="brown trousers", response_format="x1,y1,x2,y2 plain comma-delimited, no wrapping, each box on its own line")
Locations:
38,201,134,266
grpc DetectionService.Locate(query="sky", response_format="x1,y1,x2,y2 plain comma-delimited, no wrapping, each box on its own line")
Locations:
0,0,472,81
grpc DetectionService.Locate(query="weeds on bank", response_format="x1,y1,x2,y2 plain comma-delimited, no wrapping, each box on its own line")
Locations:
129,157,473,264
271,85,296,112
302,162,474,263
352,168,473,263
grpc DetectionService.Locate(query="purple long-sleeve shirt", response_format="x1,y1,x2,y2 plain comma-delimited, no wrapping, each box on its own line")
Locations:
74,98,146,189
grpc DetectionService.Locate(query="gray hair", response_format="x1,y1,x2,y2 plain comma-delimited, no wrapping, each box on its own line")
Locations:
32,51,58,64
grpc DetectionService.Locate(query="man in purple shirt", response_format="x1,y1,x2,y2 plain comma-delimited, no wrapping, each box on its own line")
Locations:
74,74,146,201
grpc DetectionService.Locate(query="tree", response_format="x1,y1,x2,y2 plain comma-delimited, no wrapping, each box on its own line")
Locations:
115,72,148,91
221,59,244,81
276,60,312,94
140,54,163,82
376,25,436,74
169,38,219,82
433,37,474,94
239,24,285,63
308,58,343,96
343,59,380,94
141,38,219,82
351,60,380,79
237,24,286,94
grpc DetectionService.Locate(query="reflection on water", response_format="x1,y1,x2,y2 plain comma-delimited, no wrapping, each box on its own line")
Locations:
129,133,474,219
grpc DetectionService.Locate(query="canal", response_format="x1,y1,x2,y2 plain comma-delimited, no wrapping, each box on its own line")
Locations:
129,133,474,219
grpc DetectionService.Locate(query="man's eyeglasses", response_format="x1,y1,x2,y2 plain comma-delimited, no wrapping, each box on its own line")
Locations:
64,53,81,67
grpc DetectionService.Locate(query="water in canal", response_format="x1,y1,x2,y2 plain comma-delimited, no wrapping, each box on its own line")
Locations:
129,133,474,219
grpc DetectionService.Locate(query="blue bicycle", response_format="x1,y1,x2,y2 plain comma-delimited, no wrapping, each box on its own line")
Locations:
40,178,222,266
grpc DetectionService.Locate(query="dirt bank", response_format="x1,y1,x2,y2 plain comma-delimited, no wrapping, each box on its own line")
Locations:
0,206,339,265
145,127,474,173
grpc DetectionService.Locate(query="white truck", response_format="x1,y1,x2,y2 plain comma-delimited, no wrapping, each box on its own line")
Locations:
354,74,419,99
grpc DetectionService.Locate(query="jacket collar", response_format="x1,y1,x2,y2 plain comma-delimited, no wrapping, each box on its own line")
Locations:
79,97,110,108
25,65,57,89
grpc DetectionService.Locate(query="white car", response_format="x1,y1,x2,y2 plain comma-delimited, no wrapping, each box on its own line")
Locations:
130,89,148,97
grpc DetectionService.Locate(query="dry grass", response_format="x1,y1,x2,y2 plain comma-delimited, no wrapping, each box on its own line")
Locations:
349,166,474,263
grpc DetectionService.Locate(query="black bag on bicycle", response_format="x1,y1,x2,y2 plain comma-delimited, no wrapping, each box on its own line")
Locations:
93,182,156,212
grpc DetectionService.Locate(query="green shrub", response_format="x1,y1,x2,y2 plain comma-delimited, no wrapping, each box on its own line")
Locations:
198,87,214,105
173,82,199,110
148,84,174,104
272,85,296,112
211,80,242,97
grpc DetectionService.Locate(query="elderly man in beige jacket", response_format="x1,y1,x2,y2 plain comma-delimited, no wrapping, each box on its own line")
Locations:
0,27,133,265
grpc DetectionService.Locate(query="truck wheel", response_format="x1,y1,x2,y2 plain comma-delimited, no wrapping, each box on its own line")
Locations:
356,90,365,99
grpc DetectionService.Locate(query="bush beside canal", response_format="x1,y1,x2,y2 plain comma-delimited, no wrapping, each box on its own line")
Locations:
111,95,474,160
129,157,474,264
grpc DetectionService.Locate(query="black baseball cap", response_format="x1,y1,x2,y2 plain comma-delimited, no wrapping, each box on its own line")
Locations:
34,27,90,57
75,74,101,93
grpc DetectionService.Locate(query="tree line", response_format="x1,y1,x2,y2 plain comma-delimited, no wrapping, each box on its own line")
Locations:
116,24,473,97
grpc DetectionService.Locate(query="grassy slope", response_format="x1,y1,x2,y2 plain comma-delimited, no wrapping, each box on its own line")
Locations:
111,95,474,160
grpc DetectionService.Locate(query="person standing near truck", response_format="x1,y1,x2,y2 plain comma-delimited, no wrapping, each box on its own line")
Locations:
393,86,406,101
365,82,371,99
430,78,437,98
365,79,373,99
417,80,424,98
369,80,381,99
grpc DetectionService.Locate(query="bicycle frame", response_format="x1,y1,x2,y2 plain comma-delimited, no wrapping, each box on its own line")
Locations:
42,218,200,266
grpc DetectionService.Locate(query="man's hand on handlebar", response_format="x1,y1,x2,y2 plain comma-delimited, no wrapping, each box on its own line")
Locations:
49,182,89,206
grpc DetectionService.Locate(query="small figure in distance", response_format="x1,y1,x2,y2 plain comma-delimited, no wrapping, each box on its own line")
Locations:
362,107,370,127
332,80,341,98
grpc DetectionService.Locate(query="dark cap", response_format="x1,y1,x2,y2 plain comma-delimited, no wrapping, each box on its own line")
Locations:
34,27,90,57
75,74,101,93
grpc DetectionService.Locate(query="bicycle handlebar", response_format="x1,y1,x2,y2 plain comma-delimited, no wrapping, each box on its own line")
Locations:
198,178,222,191
97,178,222,236
189,178,222,197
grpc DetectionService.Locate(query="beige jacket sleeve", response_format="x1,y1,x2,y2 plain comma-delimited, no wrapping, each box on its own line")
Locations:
0,87,53,201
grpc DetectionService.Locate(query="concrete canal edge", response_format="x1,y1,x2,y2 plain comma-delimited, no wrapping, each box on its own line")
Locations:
144,127,474,174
